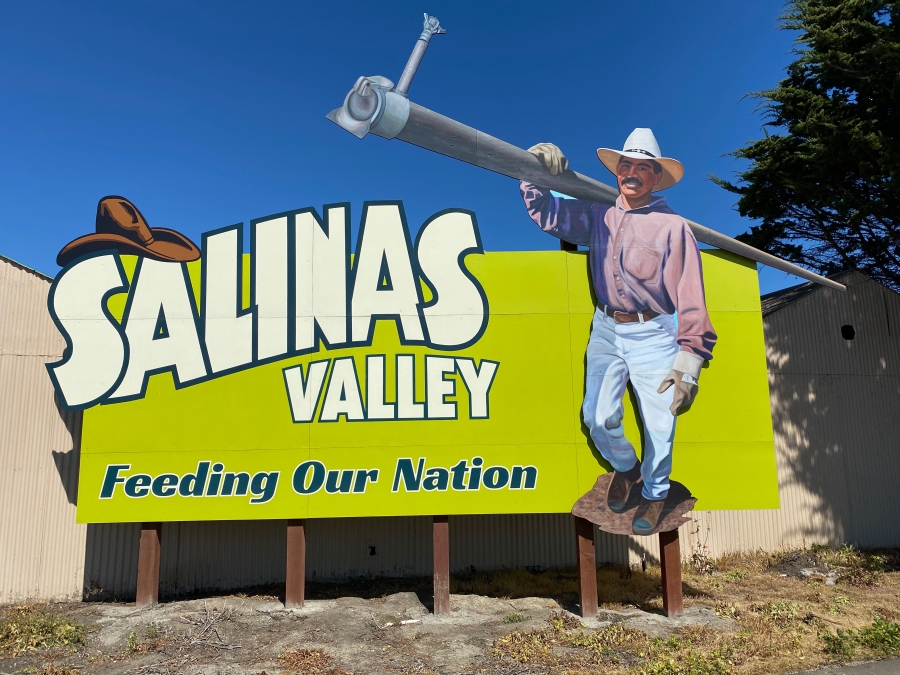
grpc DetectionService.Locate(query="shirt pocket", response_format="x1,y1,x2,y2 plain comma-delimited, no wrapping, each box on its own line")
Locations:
622,243,663,282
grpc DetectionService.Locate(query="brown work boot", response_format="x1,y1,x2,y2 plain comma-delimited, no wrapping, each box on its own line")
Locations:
606,463,641,513
632,496,666,535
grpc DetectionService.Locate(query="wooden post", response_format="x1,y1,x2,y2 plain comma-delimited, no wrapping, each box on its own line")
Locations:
285,519,306,608
659,529,684,617
574,516,598,617
433,515,450,615
136,522,161,608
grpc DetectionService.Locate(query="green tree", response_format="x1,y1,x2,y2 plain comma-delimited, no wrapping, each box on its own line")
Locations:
714,1,900,290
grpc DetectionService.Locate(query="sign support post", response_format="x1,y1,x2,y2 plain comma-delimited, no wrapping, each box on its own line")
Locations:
136,522,162,608
285,519,306,608
659,529,684,617
574,516,598,617
433,515,450,615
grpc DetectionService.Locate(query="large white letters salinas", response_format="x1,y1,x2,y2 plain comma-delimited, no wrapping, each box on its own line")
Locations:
47,202,489,409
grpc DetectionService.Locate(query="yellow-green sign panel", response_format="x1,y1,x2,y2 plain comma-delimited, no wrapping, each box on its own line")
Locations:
48,201,777,523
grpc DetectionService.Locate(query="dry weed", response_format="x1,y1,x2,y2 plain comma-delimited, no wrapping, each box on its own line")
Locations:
175,601,243,652
29,665,82,675
452,567,578,598
597,565,666,610
486,546,900,675
493,612,582,666
451,564,667,610
817,545,897,587
125,623,168,655
279,648,352,674
492,628,554,664
0,606,85,656
491,611,809,675
114,602,244,673
571,621,653,665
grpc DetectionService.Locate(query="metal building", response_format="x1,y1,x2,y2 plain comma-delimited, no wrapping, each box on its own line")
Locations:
2,258,898,603
0,254,84,602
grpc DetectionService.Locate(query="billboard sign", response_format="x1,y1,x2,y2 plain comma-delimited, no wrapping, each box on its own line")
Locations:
47,195,777,531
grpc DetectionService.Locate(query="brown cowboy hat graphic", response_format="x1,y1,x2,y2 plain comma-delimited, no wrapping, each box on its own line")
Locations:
56,196,200,267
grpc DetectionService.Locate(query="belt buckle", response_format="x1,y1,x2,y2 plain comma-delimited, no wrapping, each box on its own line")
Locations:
613,310,629,324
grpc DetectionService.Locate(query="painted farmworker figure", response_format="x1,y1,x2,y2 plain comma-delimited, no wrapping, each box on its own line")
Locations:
520,128,717,535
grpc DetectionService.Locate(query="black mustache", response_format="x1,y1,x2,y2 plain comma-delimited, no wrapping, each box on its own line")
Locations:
621,177,643,187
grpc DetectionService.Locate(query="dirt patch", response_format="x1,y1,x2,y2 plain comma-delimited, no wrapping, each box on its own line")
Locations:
1,546,898,675
768,550,829,579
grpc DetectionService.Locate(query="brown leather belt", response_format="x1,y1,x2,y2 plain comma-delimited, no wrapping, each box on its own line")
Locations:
600,303,661,324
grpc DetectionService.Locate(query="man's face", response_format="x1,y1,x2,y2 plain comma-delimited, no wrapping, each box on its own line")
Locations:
616,157,663,200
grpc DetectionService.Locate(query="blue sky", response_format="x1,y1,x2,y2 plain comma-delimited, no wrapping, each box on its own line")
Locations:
0,1,803,293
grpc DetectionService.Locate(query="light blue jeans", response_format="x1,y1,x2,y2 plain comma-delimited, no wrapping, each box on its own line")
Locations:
582,307,678,500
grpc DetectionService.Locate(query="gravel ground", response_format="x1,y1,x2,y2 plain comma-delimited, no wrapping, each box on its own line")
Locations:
2,547,897,675
0,591,732,675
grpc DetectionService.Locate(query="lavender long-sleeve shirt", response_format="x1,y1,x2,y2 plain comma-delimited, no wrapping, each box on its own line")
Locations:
520,182,717,373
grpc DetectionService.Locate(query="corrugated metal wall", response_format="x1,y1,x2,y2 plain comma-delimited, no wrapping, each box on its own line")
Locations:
0,256,86,603
674,271,900,562
3,264,899,603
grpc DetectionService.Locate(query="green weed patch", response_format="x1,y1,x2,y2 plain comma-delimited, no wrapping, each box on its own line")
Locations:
0,606,85,656
820,618,900,658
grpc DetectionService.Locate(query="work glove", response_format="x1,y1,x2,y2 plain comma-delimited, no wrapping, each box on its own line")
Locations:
527,143,569,176
657,370,698,416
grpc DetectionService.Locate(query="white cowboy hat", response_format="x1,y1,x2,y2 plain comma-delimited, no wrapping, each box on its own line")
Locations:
596,128,684,191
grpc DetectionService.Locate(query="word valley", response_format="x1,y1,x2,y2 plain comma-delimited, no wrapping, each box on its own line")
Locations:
283,354,499,423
